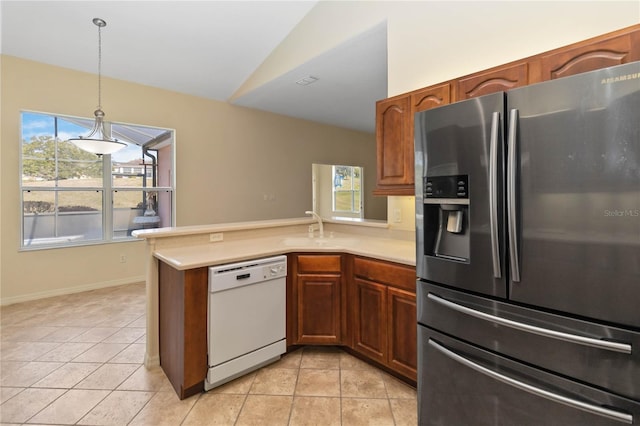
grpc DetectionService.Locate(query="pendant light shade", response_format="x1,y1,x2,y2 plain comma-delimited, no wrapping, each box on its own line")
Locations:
68,18,126,156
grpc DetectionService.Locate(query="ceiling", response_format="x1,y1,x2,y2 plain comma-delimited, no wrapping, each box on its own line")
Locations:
1,1,387,133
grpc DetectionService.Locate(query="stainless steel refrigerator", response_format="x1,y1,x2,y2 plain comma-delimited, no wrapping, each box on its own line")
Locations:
414,61,640,425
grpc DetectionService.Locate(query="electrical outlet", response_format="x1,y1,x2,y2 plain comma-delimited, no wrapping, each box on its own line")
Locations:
393,208,402,223
120,254,127,263
210,233,224,242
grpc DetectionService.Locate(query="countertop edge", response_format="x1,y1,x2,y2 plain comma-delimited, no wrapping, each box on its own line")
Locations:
152,233,416,270
133,216,389,239
133,217,313,239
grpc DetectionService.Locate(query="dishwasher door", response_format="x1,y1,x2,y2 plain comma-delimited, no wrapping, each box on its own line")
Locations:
207,255,286,385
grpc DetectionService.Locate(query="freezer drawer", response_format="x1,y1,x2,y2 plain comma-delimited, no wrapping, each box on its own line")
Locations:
418,281,640,401
418,326,640,425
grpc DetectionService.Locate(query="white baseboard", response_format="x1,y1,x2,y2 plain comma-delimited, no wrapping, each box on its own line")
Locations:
0,276,145,306
144,354,160,368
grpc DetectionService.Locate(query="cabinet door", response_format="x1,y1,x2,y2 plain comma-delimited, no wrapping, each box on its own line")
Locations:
387,286,417,381
456,62,528,100
412,83,451,114
374,95,413,195
538,28,640,82
352,278,388,364
296,273,342,344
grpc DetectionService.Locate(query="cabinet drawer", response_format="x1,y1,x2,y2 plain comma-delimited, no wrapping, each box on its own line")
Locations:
354,257,415,292
297,255,341,274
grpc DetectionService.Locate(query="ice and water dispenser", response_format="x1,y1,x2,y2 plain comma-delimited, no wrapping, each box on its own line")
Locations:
422,175,470,262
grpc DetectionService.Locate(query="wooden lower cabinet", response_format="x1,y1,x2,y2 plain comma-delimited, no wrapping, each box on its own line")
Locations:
351,256,417,382
290,254,344,345
158,261,208,399
387,286,418,380
158,252,417,400
352,278,387,364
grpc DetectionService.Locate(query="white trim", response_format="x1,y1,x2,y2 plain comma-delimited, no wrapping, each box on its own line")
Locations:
144,353,160,368
0,276,145,306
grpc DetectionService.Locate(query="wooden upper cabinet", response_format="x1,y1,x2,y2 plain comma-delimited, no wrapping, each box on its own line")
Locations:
456,62,528,101
374,95,414,195
537,28,640,82
374,83,451,196
373,24,639,196
412,83,451,113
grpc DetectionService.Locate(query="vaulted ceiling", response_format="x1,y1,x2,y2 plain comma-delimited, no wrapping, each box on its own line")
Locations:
1,1,387,133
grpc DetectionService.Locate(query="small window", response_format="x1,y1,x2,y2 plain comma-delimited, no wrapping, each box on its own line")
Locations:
20,111,175,249
332,165,362,216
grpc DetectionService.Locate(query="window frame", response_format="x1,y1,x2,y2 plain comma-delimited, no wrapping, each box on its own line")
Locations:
19,110,176,251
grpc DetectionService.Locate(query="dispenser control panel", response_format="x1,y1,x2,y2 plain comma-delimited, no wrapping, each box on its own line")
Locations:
424,175,468,200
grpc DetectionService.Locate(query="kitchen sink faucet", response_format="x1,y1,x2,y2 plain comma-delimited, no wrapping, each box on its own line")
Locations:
305,211,324,238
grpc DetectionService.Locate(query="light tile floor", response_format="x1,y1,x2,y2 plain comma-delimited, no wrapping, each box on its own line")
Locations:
0,282,417,425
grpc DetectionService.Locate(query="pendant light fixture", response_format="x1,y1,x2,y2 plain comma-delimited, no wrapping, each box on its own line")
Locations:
68,18,126,156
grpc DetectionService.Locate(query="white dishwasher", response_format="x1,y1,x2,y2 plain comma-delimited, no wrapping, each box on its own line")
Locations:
205,255,287,391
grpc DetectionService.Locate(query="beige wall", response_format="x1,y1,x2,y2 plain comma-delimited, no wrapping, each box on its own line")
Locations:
0,56,378,304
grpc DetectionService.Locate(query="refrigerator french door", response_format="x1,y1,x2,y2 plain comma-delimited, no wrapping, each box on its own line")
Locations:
415,61,640,425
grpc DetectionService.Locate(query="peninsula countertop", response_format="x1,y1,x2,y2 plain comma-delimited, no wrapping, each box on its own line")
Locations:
152,232,415,270
134,217,416,269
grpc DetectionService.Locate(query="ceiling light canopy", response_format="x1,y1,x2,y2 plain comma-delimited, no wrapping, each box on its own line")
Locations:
68,18,126,156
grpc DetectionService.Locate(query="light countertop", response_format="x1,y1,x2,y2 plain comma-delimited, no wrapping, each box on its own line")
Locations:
153,231,415,270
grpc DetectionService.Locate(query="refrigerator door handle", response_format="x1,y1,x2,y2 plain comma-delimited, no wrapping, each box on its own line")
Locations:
428,339,634,424
507,108,521,282
427,293,632,354
489,111,501,279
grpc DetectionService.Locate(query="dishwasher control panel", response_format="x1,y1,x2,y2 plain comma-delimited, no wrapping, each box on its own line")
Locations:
264,263,286,279
209,255,287,293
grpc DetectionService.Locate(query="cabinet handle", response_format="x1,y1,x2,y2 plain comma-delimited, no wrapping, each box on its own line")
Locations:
428,293,632,354
428,339,633,424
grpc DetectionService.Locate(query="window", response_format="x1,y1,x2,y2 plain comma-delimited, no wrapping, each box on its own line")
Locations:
20,111,174,249
332,165,362,216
